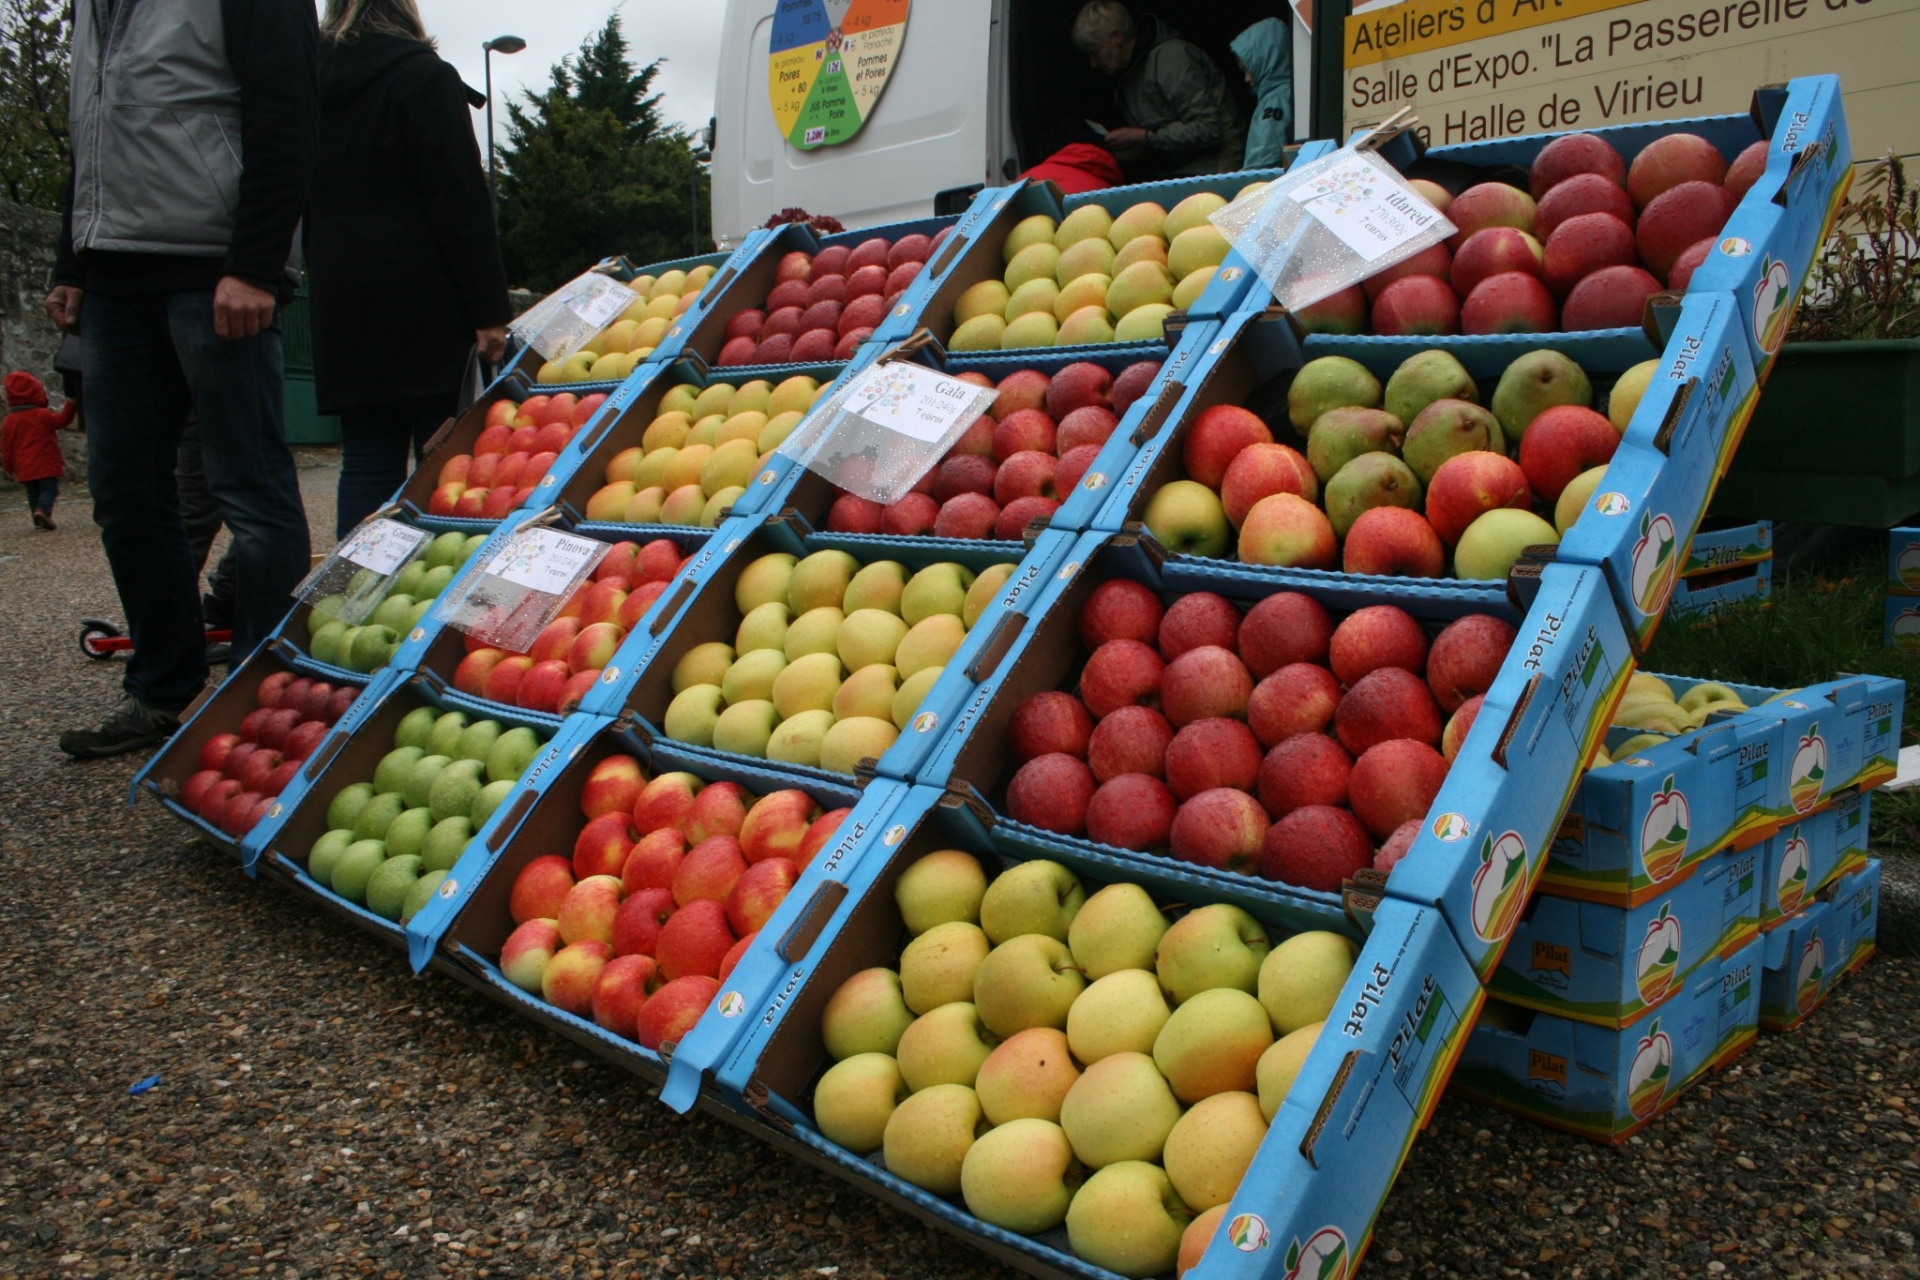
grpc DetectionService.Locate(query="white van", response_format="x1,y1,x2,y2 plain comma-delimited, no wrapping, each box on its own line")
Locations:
709,1,1312,246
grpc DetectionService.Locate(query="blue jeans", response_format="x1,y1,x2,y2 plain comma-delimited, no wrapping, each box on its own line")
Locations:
81,290,311,711
23,477,58,513
336,394,448,539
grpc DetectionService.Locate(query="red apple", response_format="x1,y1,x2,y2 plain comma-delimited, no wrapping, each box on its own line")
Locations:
1424,451,1534,547
1087,704,1175,782
1237,592,1333,676
1517,405,1619,504
1005,753,1097,834
1256,731,1352,816
1085,773,1178,851
511,854,577,924
1182,405,1272,489
1164,717,1262,801
1247,662,1342,749
1169,787,1269,873
1342,506,1446,577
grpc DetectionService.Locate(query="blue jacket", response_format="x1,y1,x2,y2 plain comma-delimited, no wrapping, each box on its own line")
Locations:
1231,18,1292,170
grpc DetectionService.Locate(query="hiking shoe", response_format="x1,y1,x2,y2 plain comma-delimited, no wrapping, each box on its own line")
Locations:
32,509,53,530
59,694,180,759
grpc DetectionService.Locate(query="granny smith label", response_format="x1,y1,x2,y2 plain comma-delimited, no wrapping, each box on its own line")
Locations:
769,0,910,151
339,518,429,577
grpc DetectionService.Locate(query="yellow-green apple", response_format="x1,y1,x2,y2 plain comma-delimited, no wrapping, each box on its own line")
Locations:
1156,903,1271,1003
901,921,991,1014
510,854,576,924
1068,968,1172,1064
580,754,644,819
1257,1022,1323,1119
896,1000,998,1091
1517,404,1619,503
591,953,660,1040
832,664,900,723
1153,987,1274,1101
1059,1051,1183,1168
882,1082,983,1196
1259,931,1359,1034
712,699,779,757
822,967,914,1059
814,1052,907,1152
733,552,796,614
722,648,789,705
725,856,795,935
1167,788,1270,875
634,974,720,1051
979,859,1085,943
500,918,563,992
974,1026,1081,1125
892,666,945,730
1425,450,1534,547
836,609,908,672
1161,1090,1268,1211
901,562,975,625
818,715,900,774
1220,443,1316,527
1555,464,1609,533
766,709,835,767
844,559,908,614
783,607,846,662
1181,405,1272,490
738,789,817,864
896,849,988,935
633,772,702,834
1068,884,1169,978
736,602,792,654
1608,359,1658,431
611,885,675,958
1177,1204,1228,1278
1066,1161,1193,1279
672,641,736,693
572,813,638,879
787,549,858,613
541,938,612,1015
654,898,735,981
664,684,725,747
972,934,1085,1037
960,1118,1081,1235
1455,507,1560,579
1143,480,1231,558
1237,492,1338,568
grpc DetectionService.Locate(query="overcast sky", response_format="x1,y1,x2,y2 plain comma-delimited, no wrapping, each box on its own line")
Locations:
405,1,727,152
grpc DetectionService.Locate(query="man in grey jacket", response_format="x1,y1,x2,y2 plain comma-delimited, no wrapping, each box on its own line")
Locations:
48,0,318,758
1073,2,1246,181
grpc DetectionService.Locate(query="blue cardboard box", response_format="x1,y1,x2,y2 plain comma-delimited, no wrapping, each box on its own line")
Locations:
1668,558,1770,620
1758,791,1870,932
1760,858,1880,1032
1452,934,1761,1143
1683,521,1771,578
663,783,1483,1280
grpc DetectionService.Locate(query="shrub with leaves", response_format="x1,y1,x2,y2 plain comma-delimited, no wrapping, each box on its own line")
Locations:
1789,155,1920,343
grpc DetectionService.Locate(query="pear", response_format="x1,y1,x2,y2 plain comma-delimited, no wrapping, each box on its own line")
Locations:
1383,349,1476,428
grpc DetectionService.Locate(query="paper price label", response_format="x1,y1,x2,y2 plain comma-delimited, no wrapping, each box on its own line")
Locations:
561,276,636,331
338,518,429,577
841,362,990,444
1290,152,1447,263
485,528,602,595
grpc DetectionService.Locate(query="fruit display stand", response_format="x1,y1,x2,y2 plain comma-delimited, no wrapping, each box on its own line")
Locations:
915,529,1635,981
1759,857,1880,1031
133,638,378,865
255,668,577,942
543,354,847,537
653,217,963,383
612,514,1075,789
1450,932,1761,1143
398,713,877,1088
658,783,1483,1280
757,324,1210,556
1757,790,1870,932
1543,672,1903,905
878,166,1290,364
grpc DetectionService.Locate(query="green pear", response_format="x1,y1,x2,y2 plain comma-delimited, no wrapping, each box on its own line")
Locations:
843,560,908,615
1404,399,1504,484
1069,884,1169,979
485,726,541,784
371,745,424,798
902,563,976,625
306,828,356,885
1288,355,1383,431
1384,349,1477,428
402,754,453,810
1306,406,1405,484
787,549,859,613
733,552,796,614
382,806,434,861
426,757,486,824
392,706,438,752
325,781,376,833
1491,348,1593,443
365,854,424,921
420,815,473,873
328,839,388,903
673,641,737,693
895,849,988,935
424,710,470,759
1324,453,1422,539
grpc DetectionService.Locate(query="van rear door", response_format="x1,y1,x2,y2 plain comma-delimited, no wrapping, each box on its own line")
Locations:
711,0,999,245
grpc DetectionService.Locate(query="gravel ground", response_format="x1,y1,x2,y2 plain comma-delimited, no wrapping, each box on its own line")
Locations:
2,459,1917,1280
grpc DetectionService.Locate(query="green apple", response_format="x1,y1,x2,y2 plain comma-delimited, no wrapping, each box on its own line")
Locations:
308,594,346,635
765,709,835,767
843,560,908,615
426,757,486,824
972,935,1085,1039
821,967,914,1060
470,778,514,827
307,620,349,667
1257,1022,1322,1121
895,849,988,935
402,754,453,810
721,648,788,704
418,564,455,599
882,1083,982,1197
391,561,428,598
1258,930,1359,1035
485,726,541,783
979,859,1084,944
306,828,355,885
346,624,400,673
372,745,424,797
712,699,779,758
782,606,845,661
896,1001,998,1092
1068,883,1169,979
900,921,991,1014
1143,479,1231,557
735,601,792,654
734,552,797,614
813,1052,907,1153
901,562,975,625
381,805,434,861
401,869,448,924
453,719,502,764
664,684,726,747
420,815,474,872
1152,987,1273,1103
960,1118,1079,1236
406,598,435,628
1058,1051,1182,1168
424,530,465,569
365,853,424,921
328,838,388,903
1067,968,1171,1065
787,549,859,613
1161,1090,1267,1212
350,790,407,843
392,706,438,751
424,710,470,759
368,593,414,636
325,781,376,832
1155,904,1271,1004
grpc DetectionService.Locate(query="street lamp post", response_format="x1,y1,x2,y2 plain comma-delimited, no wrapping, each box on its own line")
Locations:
482,35,527,221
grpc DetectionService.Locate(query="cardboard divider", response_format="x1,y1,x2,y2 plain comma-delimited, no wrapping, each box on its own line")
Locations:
1451,933,1761,1144
917,529,1633,978
256,670,578,943
131,639,375,868
618,515,1073,789
673,783,1481,1280
1759,857,1879,1031
1545,672,1904,904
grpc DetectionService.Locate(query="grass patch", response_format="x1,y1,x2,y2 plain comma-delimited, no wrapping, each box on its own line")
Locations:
1641,545,1920,856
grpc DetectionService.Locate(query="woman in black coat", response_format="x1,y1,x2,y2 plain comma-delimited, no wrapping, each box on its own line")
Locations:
308,0,512,537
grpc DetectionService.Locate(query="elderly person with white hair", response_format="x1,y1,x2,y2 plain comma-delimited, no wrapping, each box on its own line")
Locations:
1072,1,1245,180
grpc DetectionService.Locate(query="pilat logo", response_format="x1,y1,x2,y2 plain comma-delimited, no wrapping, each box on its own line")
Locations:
1528,1048,1568,1087
1639,776,1691,883
1634,903,1683,1006
1470,830,1529,942
1281,1225,1347,1279
1630,512,1679,616
1789,725,1827,813
1228,1213,1270,1253
1776,831,1811,915
717,990,745,1017
1627,1019,1673,1120
1752,257,1795,352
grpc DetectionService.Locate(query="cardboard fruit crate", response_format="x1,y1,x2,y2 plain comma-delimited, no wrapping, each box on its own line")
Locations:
613,514,1073,789
660,782,1482,1280
1491,844,1759,1027
1760,858,1879,1032
132,639,377,866
914,528,1635,980
1758,791,1870,932
1667,557,1770,622
1682,520,1770,577
1451,933,1760,1143
255,669,581,941
398,712,878,1088
1544,672,1903,905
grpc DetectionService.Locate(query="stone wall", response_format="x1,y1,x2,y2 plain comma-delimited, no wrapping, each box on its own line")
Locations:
0,200,81,481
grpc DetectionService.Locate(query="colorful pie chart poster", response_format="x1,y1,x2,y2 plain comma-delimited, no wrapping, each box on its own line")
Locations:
769,0,910,150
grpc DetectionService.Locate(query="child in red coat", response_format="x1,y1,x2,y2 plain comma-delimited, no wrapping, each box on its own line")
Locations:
2,371,77,530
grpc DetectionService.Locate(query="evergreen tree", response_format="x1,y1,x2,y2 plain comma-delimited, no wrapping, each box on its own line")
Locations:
0,0,71,209
496,15,710,291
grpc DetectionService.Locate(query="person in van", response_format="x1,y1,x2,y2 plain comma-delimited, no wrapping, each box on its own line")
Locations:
1071,1,1246,181
1231,17,1292,169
